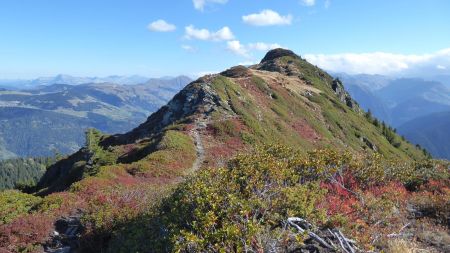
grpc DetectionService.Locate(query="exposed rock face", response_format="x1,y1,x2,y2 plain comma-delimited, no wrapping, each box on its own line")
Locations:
101,76,230,146
361,136,378,151
332,78,357,109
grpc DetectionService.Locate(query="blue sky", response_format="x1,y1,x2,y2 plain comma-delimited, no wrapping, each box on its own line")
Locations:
0,0,449,79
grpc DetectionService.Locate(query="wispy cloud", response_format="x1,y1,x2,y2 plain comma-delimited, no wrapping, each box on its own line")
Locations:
181,45,196,52
147,19,176,32
304,48,450,75
301,0,316,6
242,10,293,26
324,0,331,8
192,0,228,11
227,41,283,57
248,42,282,51
184,25,234,41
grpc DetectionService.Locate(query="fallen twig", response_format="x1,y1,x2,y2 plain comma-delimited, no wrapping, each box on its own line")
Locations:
288,217,360,252
387,222,411,238
338,229,356,253
287,217,334,249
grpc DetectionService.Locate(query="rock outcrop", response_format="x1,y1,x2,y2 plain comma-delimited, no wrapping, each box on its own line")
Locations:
101,77,230,146
331,78,357,109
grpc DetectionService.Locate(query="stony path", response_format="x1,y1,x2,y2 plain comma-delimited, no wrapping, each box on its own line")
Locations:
190,119,207,173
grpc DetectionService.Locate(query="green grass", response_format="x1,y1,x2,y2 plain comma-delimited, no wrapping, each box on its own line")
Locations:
210,75,317,149
210,65,425,161
124,130,196,177
157,130,195,151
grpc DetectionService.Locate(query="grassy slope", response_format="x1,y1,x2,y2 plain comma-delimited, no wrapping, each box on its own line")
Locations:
210,56,424,160
37,127,196,194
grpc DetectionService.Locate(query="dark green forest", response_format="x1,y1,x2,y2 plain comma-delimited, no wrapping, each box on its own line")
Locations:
0,157,54,190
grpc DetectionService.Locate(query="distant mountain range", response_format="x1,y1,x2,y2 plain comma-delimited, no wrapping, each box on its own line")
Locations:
398,111,450,160
0,76,192,159
339,73,450,160
0,74,164,89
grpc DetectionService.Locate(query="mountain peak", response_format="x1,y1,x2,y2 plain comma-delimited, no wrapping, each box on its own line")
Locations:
255,48,304,76
261,48,299,63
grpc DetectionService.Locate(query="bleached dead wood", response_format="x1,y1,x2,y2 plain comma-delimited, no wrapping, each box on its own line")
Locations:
287,217,334,249
287,217,360,252
334,230,350,253
337,229,356,253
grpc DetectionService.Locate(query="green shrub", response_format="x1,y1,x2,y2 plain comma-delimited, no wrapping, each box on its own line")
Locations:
109,146,330,252
0,190,41,224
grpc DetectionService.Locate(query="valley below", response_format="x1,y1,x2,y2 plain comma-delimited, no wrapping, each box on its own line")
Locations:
341,74,450,160
0,76,192,159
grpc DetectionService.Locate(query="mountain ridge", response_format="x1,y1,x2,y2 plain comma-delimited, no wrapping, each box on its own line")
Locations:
36,48,425,195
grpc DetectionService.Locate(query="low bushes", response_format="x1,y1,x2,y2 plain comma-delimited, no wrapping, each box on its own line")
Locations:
112,145,448,252
1,144,448,252
0,191,41,225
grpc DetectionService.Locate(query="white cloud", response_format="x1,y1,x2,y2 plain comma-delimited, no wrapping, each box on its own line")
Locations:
324,0,331,8
147,19,176,32
301,0,316,6
248,42,282,51
193,0,228,11
227,41,284,57
242,9,293,26
185,26,210,40
304,48,450,76
213,26,235,41
227,40,249,57
181,45,196,52
184,25,234,41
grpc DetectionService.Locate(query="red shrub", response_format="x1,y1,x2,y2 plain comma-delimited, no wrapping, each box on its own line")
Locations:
0,214,53,252
419,179,450,194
